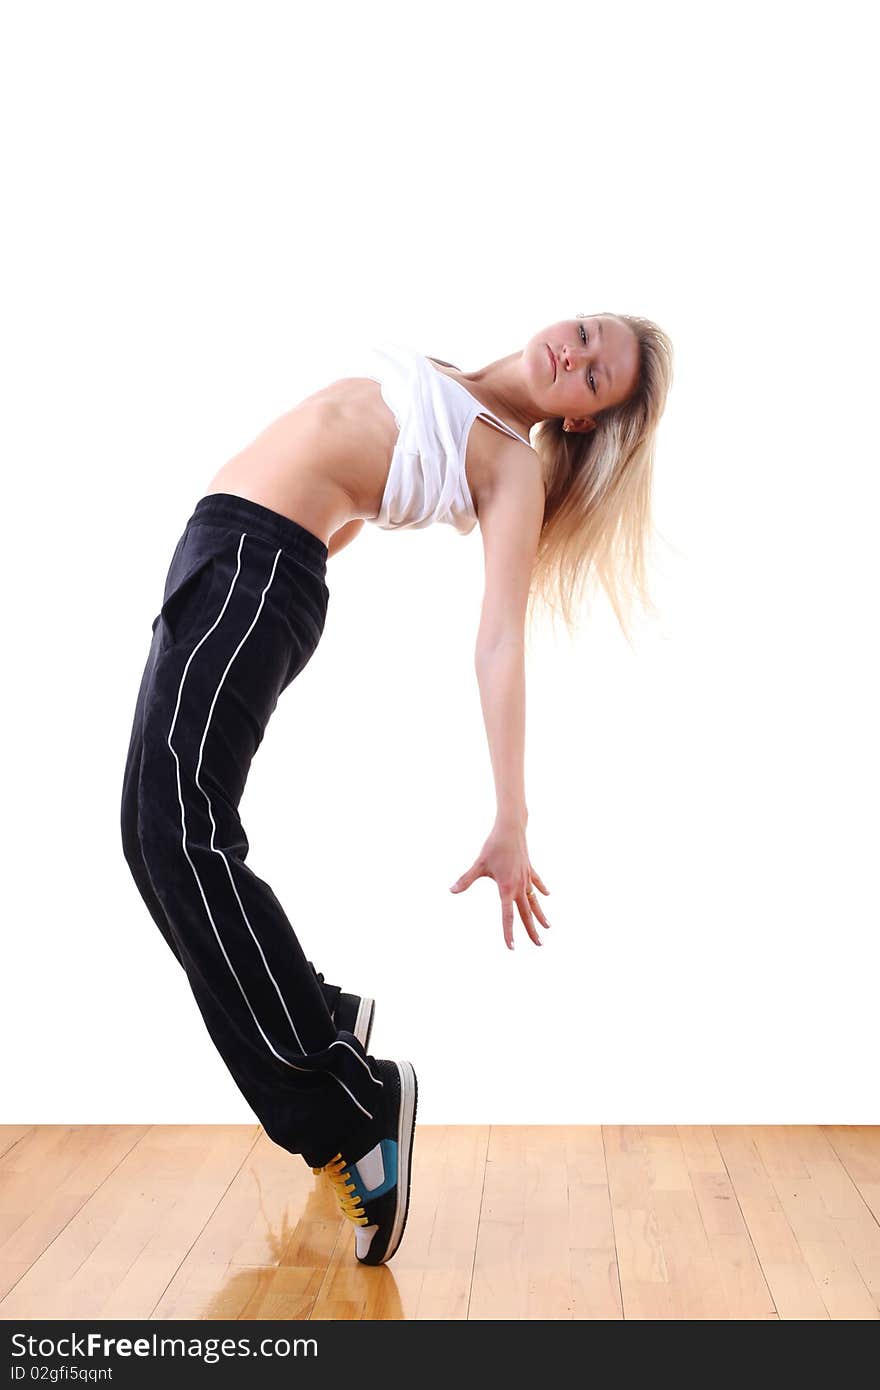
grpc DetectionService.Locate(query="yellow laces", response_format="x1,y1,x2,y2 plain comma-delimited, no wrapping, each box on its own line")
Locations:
312,1152,370,1226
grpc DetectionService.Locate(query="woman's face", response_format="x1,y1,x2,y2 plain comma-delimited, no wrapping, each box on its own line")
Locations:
524,315,640,431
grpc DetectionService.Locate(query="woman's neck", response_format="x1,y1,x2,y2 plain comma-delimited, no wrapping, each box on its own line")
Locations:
443,351,537,440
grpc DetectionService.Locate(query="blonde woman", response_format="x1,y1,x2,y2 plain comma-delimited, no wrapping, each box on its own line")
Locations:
120,313,674,1266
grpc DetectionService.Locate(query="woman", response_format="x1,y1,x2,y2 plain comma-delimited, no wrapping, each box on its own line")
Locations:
120,312,674,1267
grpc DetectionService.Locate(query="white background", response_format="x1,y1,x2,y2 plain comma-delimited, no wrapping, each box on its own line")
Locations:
2,1,876,1127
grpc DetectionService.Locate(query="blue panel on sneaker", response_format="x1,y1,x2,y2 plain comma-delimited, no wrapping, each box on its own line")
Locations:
352,1138,398,1201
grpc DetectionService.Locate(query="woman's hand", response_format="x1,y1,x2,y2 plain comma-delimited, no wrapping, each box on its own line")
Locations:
449,820,551,950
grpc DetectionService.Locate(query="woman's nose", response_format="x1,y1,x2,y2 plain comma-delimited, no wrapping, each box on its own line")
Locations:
563,342,587,370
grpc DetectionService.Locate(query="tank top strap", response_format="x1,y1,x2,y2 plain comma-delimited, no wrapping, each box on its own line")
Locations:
472,406,531,447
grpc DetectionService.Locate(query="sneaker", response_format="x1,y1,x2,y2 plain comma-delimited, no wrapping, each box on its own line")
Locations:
309,965,375,1052
312,1058,418,1265
334,992,375,1052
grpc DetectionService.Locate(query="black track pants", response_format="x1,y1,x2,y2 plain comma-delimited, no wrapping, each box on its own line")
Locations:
120,492,383,1168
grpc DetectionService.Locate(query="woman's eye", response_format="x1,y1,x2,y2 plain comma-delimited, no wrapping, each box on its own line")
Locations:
579,323,596,390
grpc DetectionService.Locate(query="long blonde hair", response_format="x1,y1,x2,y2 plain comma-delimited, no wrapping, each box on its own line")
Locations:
527,312,674,647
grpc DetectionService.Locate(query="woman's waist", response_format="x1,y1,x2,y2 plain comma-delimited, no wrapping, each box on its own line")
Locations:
206,387,396,537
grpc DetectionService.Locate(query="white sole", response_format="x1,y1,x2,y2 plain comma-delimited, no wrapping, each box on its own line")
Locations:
385,1059,417,1262
354,996,375,1050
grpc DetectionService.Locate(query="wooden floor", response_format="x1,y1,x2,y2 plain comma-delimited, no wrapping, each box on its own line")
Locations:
0,1125,878,1319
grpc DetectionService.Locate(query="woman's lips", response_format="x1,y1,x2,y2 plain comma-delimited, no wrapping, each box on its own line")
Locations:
547,343,556,379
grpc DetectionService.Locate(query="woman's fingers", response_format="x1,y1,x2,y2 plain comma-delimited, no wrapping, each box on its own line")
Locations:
501,895,515,951
526,886,552,931
514,892,543,947
529,863,550,896
528,863,551,927
449,861,484,893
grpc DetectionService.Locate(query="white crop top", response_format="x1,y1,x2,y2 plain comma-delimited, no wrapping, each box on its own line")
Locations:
344,341,533,536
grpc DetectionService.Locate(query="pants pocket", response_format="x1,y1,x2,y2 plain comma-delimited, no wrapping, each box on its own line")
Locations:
153,526,230,646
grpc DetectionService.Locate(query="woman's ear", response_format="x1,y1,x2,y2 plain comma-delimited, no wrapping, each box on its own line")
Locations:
563,417,598,433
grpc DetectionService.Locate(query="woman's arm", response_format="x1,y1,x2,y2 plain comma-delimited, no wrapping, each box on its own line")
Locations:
473,450,544,825
475,643,528,828
448,447,551,949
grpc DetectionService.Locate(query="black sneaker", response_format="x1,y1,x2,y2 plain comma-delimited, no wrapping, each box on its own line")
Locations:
312,1058,417,1265
308,964,375,1052
334,992,375,1052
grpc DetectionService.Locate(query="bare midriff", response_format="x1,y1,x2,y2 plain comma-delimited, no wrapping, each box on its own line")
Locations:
203,368,538,550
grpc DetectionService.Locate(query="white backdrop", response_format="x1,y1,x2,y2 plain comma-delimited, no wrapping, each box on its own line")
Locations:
2,1,876,1126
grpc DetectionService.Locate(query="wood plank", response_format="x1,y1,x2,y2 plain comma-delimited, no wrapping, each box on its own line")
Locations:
1,1126,257,1320
0,1130,33,1162
603,1125,669,1319
714,1127,828,1318
468,1126,528,1319
522,1126,578,1319
0,1126,149,1306
824,1127,880,1225
565,1127,622,1320
403,1126,487,1321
